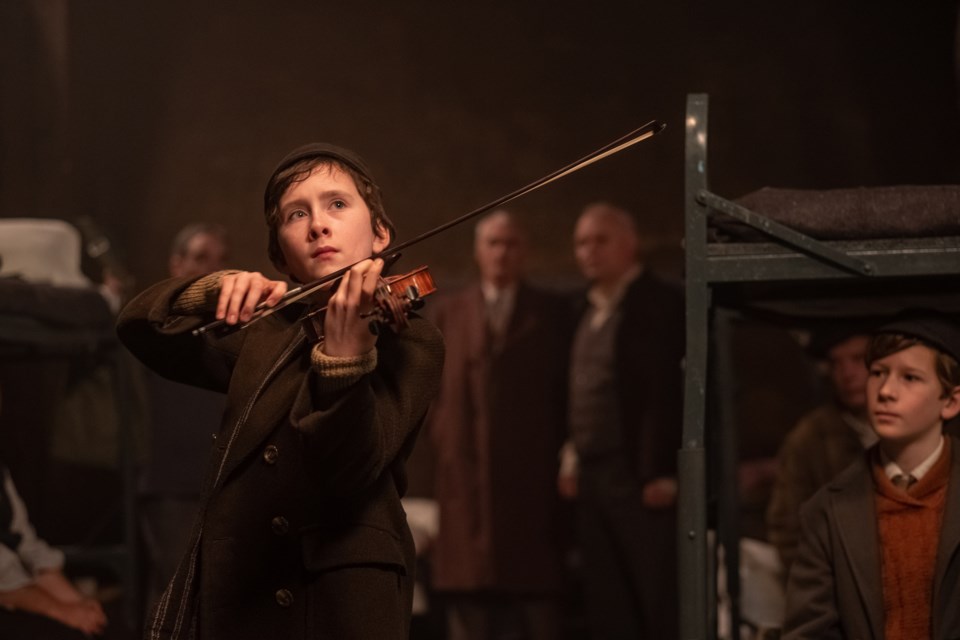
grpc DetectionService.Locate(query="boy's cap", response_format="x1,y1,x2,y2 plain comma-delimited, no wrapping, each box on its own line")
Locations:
876,309,960,363
264,143,377,208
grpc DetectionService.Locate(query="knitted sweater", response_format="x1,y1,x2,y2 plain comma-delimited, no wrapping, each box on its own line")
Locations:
872,437,952,640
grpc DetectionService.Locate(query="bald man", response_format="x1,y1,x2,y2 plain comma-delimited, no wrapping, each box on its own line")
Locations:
426,211,572,640
560,202,684,639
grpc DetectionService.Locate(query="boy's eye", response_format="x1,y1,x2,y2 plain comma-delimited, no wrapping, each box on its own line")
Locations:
332,200,346,209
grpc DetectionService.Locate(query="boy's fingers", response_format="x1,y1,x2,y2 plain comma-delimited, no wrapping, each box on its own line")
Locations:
344,262,368,307
227,274,252,323
329,270,351,310
240,278,264,322
356,258,384,297
264,281,288,307
216,275,236,320
359,260,382,300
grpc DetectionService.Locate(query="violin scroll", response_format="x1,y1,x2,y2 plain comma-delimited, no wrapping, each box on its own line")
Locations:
371,266,437,329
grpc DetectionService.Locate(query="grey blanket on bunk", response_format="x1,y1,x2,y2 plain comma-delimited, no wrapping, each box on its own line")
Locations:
717,185,960,241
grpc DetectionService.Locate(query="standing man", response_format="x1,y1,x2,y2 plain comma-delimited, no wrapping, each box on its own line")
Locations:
138,223,230,610
428,210,571,640
167,223,229,281
559,202,684,640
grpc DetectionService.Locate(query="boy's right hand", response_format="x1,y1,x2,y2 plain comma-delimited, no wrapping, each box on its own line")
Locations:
216,271,288,325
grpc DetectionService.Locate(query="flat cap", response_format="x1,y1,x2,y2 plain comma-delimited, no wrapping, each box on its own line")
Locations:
876,309,960,363
264,143,378,211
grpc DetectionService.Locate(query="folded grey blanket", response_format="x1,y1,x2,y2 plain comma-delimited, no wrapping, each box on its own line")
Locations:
711,185,960,241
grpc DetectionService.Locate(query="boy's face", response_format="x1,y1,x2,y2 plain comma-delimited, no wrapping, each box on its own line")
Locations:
275,164,388,283
867,344,960,444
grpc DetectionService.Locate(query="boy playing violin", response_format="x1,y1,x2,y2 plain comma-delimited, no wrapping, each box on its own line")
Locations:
118,144,444,640
783,311,960,639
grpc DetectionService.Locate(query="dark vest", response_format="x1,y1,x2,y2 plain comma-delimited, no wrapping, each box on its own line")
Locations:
568,307,623,458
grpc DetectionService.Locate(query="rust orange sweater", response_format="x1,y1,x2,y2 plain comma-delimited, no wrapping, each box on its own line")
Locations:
872,437,952,640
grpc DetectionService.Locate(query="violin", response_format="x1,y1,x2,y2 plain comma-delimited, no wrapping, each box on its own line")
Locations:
301,265,437,343
192,119,665,338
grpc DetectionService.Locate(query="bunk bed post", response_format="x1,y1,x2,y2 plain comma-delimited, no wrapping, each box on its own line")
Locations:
680,92,711,640
713,308,743,640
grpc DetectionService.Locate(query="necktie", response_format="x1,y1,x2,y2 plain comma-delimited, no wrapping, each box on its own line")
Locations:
486,293,509,338
892,474,916,491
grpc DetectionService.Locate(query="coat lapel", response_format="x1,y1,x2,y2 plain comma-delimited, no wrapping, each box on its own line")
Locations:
214,312,307,489
456,286,487,359
830,457,885,639
933,437,960,631
497,285,537,353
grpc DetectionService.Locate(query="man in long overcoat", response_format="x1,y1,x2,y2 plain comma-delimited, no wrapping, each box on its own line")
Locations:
427,211,571,640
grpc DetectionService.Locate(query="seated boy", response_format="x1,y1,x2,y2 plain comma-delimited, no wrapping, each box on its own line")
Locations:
117,144,444,639
783,311,960,639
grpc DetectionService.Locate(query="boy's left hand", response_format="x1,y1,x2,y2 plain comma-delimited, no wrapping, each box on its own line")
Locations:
216,271,288,325
322,258,384,357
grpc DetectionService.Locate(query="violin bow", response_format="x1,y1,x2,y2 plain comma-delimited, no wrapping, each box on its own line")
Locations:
193,119,666,336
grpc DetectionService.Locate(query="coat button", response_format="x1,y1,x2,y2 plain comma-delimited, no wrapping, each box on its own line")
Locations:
275,588,293,608
271,516,289,536
263,445,279,465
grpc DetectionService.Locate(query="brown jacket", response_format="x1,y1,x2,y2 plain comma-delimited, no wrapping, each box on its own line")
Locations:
767,404,865,572
426,283,570,593
783,437,960,640
117,275,444,640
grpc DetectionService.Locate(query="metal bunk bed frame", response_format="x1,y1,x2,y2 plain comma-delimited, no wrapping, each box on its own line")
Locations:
678,92,960,640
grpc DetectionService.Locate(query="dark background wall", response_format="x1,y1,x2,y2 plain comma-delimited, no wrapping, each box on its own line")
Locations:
3,1,958,291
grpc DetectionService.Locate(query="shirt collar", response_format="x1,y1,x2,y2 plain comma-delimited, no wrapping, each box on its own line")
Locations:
586,264,642,313
584,265,643,331
880,435,944,481
480,281,518,305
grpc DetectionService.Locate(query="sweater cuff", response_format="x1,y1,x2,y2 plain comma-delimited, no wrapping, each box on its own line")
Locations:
171,270,241,314
309,344,377,392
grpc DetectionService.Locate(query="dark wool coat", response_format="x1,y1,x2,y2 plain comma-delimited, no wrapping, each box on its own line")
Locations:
783,437,960,640
583,271,684,483
426,283,571,593
572,270,684,640
117,275,444,640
